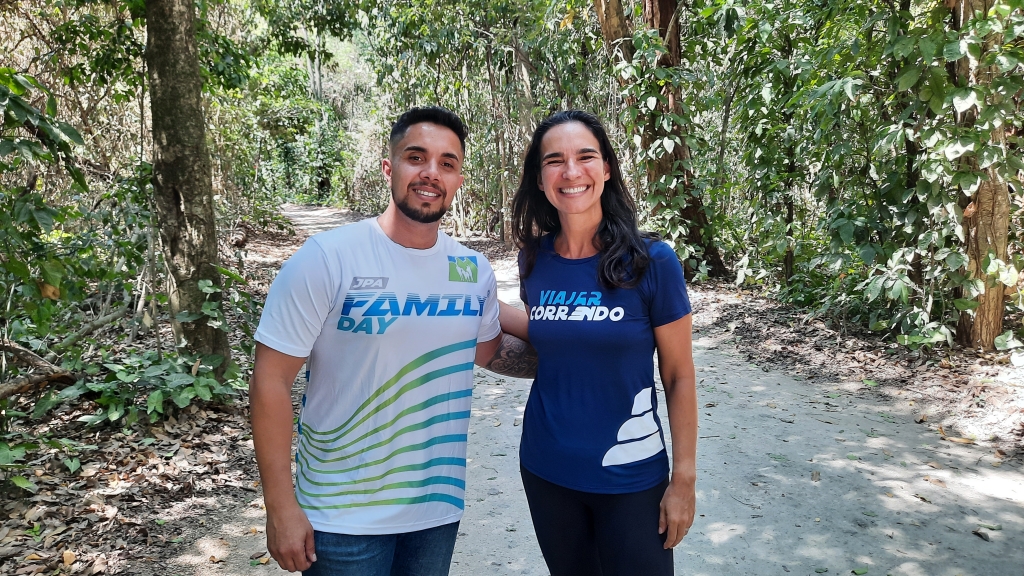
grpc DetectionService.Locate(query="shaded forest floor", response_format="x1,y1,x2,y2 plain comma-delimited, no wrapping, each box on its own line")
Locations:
697,291,1024,454
1,204,1022,575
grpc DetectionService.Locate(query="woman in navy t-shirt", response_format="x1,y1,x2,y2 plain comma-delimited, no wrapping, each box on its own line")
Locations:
501,110,698,576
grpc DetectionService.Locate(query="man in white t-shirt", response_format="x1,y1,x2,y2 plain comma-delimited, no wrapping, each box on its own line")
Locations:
250,107,535,575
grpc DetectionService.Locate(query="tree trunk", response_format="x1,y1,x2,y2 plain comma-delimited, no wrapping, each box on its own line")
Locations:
783,192,795,285
592,0,728,278
146,0,231,370
781,69,798,286
592,0,634,62
641,0,727,278
950,0,1011,350
485,45,513,248
714,81,738,191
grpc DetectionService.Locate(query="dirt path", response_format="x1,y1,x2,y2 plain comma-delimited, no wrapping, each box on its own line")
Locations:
161,206,1022,576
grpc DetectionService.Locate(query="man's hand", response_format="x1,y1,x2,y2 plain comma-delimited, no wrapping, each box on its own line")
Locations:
250,343,314,572
658,475,696,549
267,502,317,572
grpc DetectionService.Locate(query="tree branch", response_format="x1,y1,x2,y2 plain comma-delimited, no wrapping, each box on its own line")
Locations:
43,305,130,362
0,371,77,401
0,341,50,370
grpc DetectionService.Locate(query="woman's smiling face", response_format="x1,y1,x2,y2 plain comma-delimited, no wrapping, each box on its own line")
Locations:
537,121,611,222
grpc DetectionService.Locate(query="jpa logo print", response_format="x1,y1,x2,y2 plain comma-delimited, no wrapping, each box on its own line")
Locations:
350,277,388,289
448,256,478,283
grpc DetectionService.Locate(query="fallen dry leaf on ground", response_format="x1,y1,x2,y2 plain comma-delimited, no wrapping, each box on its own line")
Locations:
946,436,975,444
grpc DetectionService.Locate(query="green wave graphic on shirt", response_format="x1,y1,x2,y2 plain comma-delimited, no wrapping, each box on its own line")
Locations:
297,456,468,509
303,365,474,446
302,339,477,441
299,410,470,464
300,492,465,511
303,390,472,452
298,475,465,499
299,457,466,488
297,341,476,511
297,433,468,476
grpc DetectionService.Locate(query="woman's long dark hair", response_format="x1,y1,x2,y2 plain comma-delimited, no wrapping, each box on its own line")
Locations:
511,110,657,289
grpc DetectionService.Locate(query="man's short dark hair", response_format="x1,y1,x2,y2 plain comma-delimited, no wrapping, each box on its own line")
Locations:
389,106,468,155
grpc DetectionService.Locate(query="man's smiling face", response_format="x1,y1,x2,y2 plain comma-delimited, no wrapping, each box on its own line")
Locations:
383,122,465,224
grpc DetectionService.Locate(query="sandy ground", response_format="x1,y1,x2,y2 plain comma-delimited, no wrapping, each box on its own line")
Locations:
159,206,1023,576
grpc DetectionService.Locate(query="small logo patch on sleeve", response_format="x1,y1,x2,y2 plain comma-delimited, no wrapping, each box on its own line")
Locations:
448,256,478,283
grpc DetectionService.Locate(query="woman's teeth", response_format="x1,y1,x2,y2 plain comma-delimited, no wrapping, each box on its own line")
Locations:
560,185,587,195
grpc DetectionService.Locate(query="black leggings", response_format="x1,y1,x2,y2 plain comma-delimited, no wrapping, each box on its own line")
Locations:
521,466,674,576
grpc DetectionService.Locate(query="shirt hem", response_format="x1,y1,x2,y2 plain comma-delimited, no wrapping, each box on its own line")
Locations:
307,511,464,536
519,460,669,495
651,309,691,329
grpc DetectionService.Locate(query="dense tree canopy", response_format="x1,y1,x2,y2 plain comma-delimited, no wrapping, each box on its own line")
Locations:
0,0,1021,449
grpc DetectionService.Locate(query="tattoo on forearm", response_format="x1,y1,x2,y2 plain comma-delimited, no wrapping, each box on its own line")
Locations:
485,334,538,379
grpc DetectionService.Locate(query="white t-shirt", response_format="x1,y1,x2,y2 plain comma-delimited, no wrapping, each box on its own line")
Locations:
254,217,500,535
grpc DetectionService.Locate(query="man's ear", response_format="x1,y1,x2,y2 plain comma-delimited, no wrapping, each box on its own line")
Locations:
382,158,393,185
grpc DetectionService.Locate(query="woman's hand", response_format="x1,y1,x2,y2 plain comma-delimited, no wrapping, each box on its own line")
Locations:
659,475,696,549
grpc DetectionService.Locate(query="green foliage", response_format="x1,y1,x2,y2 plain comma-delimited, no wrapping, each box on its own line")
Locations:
689,0,1023,346
1,68,86,187
64,349,241,427
4,0,1023,465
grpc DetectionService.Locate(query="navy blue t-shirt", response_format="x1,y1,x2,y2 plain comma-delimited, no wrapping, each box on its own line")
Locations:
519,235,692,493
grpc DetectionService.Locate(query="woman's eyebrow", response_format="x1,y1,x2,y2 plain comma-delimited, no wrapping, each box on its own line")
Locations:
542,147,599,161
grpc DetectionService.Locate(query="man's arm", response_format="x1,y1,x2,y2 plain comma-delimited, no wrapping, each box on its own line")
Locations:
250,343,316,572
474,301,537,378
476,332,538,378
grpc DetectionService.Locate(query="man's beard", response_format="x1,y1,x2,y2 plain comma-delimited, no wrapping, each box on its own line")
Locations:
393,184,447,224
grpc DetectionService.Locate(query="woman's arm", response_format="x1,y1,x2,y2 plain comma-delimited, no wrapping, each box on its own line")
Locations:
654,313,698,549
499,300,530,341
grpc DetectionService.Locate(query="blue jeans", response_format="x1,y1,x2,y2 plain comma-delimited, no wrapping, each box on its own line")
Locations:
303,521,460,576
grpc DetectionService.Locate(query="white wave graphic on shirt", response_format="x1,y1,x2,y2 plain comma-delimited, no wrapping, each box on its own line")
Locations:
601,387,665,466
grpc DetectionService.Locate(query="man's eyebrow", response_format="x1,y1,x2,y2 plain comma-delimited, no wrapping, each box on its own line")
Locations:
403,146,461,162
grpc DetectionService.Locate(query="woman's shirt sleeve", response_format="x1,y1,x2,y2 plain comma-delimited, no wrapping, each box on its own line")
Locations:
644,240,692,327
517,249,530,307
